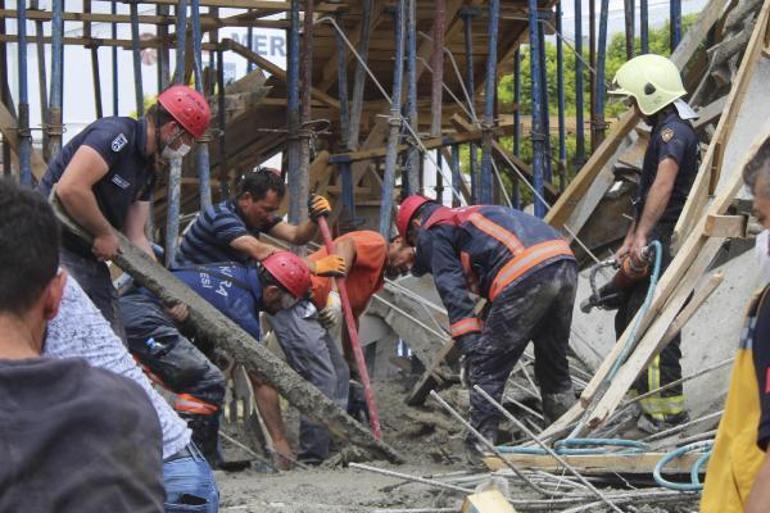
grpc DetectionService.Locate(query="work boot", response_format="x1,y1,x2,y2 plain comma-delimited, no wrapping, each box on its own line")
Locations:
636,411,690,435
541,389,577,426
464,429,497,466
347,380,369,424
181,413,220,466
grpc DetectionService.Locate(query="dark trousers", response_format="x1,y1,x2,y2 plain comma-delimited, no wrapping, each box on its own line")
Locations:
614,227,685,420
60,246,127,344
119,292,226,463
466,260,578,437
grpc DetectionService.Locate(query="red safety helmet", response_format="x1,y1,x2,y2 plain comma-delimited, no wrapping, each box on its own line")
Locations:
262,251,312,300
157,85,211,139
396,195,432,240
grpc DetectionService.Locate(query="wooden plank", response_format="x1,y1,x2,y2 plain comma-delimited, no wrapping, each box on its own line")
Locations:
51,192,402,463
693,96,728,131
0,100,47,179
704,214,748,238
222,39,340,110
484,452,705,475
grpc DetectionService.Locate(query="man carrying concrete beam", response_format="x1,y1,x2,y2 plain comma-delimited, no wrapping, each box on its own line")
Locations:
0,178,165,512
266,230,416,464
118,252,312,468
37,85,212,343
701,135,770,513
607,54,700,432
396,195,578,459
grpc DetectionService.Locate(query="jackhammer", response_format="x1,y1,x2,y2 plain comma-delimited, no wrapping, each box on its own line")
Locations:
580,245,654,314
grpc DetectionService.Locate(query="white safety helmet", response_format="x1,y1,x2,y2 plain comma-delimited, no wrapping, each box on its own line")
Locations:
608,54,687,116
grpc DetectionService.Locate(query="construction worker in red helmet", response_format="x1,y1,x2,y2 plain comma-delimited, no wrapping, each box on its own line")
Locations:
607,53,699,432
397,195,578,460
119,251,312,468
38,85,212,344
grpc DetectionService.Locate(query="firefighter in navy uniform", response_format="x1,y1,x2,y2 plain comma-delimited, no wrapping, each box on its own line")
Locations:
608,54,700,432
397,196,578,456
118,251,312,465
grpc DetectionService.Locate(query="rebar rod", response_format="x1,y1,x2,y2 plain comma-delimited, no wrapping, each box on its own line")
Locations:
16,0,32,184
642,410,724,443
378,0,405,236
479,0,499,204
349,463,473,495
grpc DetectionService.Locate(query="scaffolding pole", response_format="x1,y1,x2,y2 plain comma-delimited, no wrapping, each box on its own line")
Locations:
624,0,635,58
0,0,9,177
574,0,586,167
297,0,314,225
111,0,118,115
431,0,446,201
129,1,144,116
286,0,302,223
640,0,649,53
347,0,373,151
589,0,596,151
528,0,547,218
593,0,609,149
670,0,682,51
216,47,228,198
451,144,461,207
404,0,419,195
191,0,212,211
512,48,521,209
16,0,32,184
32,0,50,154
479,0,499,204
556,1,567,192
378,0,405,236
537,21,552,184
48,0,64,160
157,5,170,90
460,7,478,202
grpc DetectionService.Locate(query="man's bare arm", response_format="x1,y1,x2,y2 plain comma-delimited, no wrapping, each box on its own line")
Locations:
56,146,114,239
230,234,281,261
124,201,157,261
269,219,318,246
746,451,770,513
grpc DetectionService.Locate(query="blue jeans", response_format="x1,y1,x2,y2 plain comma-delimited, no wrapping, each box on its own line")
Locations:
163,444,219,513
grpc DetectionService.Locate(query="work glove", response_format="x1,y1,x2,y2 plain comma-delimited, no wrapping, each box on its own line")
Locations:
308,194,332,221
309,254,347,277
318,291,343,330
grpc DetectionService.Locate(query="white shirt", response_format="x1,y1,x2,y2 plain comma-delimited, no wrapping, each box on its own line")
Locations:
44,278,191,459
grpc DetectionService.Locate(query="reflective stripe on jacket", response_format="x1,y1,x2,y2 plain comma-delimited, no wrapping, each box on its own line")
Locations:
414,205,575,337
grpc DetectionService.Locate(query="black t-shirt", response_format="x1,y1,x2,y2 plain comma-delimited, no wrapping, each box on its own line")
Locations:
38,116,155,257
0,357,164,513
637,111,699,225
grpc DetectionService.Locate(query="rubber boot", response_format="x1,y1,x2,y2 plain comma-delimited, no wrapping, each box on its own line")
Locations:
541,388,576,427
464,417,498,466
180,413,220,466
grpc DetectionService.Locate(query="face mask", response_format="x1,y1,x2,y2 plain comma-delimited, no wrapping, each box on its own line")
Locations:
755,229,770,284
160,128,191,160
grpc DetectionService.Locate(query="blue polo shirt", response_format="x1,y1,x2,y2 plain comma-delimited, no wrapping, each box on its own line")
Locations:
176,200,281,266
38,116,154,257
637,111,699,225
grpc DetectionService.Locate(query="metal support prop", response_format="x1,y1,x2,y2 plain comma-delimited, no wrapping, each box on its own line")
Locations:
528,0,547,218
479,0,499,204
378,0,405,237
451,144,461,207
216,48,229,197
246,12,254,74
48,0,64,159
17,1,32,184
430,0,446,138
624,0,635,58
512,48,521,209
670,0,682,51
174,0,188,85
32,0,49,153
286,0,303,223
640,0,649,53
574,0,586,167
404,0,419,195
461,8,478,202
191,0,212,211
129,1,145,116
435,151,444,199
111,0,118,116
334,13,355,222
296,0,314,225
556,1,567,192
347,0,373,150
90,45,104,118
157,5,170,91
0,0,10,177
593,0,609,148
537,21,552,184
588,0,596,151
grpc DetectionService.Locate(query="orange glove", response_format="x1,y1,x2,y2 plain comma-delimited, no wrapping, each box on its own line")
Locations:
309,254,347,277
308,194,332,220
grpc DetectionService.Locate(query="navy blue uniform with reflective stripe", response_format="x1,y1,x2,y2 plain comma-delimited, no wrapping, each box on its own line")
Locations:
638,111,699,224
38,116,154,256
177,199,282,265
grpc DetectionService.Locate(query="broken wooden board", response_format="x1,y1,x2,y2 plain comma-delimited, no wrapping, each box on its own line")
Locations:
484,452,705,475
50,194,403,464
0,99,48,179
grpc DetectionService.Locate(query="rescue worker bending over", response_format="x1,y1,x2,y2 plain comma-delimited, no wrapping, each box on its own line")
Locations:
608,54,700,432
118,252,312,466
267,231,416,463
701,134,770,513
38,85,211,342
397,196,578,456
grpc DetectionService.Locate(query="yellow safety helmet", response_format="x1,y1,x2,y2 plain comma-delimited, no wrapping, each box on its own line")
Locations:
608,54,686,116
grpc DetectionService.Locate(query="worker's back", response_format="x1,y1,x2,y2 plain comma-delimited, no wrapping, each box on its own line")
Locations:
0,357,164,513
